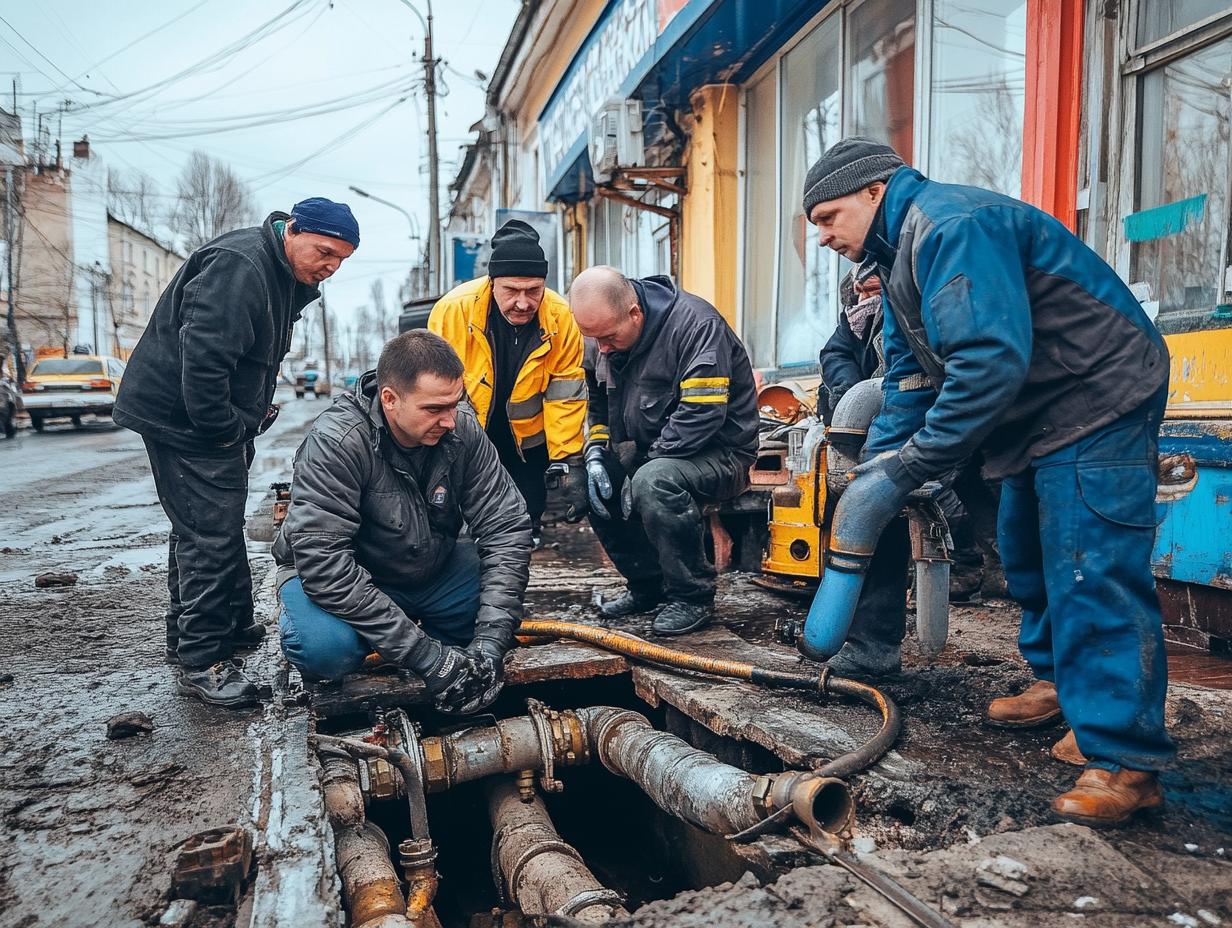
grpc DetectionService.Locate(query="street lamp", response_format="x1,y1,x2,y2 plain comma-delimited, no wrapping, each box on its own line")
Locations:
348,185,421,243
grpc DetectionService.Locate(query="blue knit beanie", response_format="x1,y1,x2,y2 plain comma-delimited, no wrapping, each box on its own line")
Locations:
290,197,361,249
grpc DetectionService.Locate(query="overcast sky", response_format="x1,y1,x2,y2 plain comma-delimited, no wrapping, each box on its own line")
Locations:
0,0,517,337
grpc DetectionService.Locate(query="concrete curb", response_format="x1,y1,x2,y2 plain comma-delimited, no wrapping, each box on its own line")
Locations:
243,568,342,928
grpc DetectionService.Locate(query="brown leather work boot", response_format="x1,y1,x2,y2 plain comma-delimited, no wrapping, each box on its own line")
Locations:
986,680,1061,728
1050,730,1087,766
1051,768,1163,826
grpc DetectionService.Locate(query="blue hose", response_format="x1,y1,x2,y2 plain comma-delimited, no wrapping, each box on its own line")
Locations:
800,458,914,661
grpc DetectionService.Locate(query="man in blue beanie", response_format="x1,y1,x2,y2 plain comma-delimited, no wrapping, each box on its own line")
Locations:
115,198,359,708
799,137,1172,826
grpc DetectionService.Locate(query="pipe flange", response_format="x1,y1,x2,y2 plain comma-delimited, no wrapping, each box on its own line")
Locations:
556,888,625,917
526,698,564,793
420,737,448,793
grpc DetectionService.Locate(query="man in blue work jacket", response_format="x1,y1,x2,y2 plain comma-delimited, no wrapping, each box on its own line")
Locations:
800,137,1173,826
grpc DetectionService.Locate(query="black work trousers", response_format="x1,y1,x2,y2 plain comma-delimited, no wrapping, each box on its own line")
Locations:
144,438,252,668
589,447,750,604
840,516,912,665
494,439,549,533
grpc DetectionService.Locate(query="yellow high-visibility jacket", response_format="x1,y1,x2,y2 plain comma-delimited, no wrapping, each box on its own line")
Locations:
428,276,586,460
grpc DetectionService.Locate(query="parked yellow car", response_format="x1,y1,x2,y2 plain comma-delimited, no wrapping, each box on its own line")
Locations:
21,355,126,431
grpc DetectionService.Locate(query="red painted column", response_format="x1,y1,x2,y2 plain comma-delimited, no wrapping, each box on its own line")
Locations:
1021,0,1084,229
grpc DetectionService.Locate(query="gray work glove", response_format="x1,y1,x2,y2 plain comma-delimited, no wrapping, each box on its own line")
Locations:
850,450,922,496
584,444,632,520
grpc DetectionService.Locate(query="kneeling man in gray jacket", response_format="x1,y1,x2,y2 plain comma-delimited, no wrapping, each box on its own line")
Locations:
272,330,533,713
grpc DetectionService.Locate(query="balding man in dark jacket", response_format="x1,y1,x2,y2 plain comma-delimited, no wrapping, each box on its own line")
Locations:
569,267,758,636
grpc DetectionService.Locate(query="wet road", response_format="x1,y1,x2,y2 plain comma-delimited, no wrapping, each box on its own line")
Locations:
0,391,325,927
0,392,322,582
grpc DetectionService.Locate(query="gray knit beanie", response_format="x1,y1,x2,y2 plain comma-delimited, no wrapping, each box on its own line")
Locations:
801,137,906,216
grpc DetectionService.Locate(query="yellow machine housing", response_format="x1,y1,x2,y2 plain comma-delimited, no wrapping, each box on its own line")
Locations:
761,440,825,583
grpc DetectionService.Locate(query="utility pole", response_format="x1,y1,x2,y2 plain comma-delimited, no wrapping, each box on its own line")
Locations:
3,165,23,383
395,0,440,293
422,0,441,295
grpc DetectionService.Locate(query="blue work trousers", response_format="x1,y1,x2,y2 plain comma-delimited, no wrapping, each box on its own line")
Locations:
278,541,481,680
997,389,1175,771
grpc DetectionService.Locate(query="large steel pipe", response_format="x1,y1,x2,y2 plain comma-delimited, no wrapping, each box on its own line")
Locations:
334,822,412,928
579,707,763,834
488,779,627,921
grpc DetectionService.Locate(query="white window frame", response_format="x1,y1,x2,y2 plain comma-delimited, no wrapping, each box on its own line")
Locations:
1107,0,1232,321
738,0,937,373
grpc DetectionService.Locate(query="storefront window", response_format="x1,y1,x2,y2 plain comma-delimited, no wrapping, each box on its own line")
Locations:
846,0,916,159
927,0,1026,196
741,70,777,368
1132,35,1232,324
1137,0,1230,46
776,15,843,366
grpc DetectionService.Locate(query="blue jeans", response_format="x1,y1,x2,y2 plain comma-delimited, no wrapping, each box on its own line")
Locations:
998,389,1175,771
278,541,481,680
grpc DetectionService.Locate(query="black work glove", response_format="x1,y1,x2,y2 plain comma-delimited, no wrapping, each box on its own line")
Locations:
402,636,479,700
257,403,280,435
560,455,590,523
584,444,632,520
433,645,502,715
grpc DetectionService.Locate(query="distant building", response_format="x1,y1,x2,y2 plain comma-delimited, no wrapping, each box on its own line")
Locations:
0,132,181,363
106,213,184,358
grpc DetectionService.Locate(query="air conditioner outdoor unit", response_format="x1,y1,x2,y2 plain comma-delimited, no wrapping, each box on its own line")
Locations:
588,98,644,184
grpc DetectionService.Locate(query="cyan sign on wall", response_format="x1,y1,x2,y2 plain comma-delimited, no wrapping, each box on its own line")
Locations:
538,0,665,188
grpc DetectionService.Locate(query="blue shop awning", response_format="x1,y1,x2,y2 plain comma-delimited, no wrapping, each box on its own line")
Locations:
543,0,833,202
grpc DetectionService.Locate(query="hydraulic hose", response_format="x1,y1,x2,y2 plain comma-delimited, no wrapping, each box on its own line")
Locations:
515,619,901,778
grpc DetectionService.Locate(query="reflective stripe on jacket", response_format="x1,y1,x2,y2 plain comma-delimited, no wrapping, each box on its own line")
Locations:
429,276,586,460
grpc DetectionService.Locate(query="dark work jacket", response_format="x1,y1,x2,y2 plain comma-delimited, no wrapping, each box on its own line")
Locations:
272,372,532,663
819,308,885,423
863,168,1168,481
114,213,319,450
584,277,758,463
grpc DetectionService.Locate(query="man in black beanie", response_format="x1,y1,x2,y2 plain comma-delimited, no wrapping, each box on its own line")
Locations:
798,136,1172,826
429,220,588,542
114,197,359,708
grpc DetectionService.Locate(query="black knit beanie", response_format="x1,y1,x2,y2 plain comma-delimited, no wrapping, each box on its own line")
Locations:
801,137,905,216
488,219,548,279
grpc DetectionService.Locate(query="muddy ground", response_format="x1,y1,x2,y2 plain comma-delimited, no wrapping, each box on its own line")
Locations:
527,518,1232,925
1,394,1229,927
0,393,327,928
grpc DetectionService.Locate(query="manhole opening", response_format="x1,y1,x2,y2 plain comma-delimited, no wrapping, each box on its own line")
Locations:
319,673,792,925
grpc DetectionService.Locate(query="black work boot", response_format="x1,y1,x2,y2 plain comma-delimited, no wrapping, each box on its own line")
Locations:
822,642,902,680
652,601,713,636
598,588,662,618
177,659,260,709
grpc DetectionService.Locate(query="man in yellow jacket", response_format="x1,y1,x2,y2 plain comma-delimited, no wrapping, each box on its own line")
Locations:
429,220,588,541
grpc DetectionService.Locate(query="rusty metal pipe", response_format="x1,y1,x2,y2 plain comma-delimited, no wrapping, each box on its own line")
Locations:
334,822,412,928
321,753,365,828
575,707,853,838
488,778,627,921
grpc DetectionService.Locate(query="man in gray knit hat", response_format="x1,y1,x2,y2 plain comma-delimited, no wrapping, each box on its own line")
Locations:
798,137,1173,827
